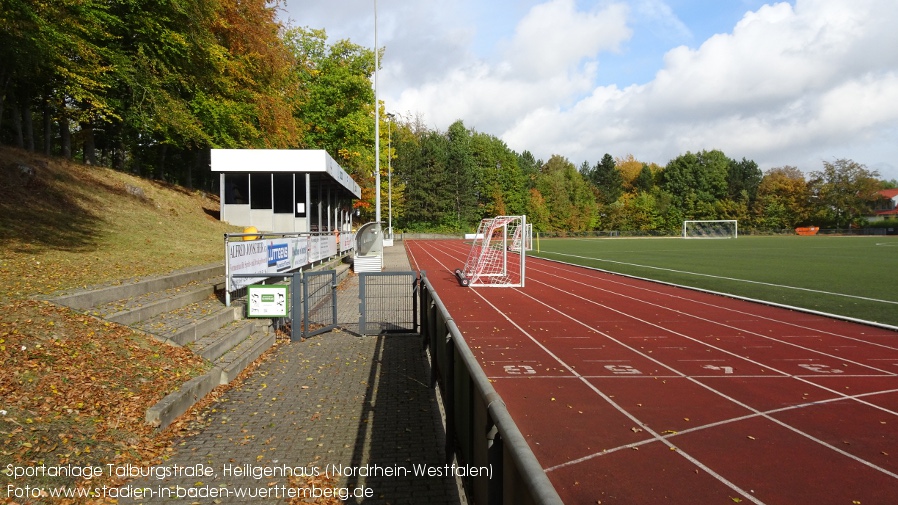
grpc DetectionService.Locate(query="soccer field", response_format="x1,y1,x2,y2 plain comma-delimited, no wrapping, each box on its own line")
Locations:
531,235,898,328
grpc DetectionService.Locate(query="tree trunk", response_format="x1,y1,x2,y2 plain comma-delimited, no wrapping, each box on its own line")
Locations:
60,116,71,159
157,144,167,180
82,121,97,165
23,101,34,152
0,75,8,134
42,98,52,155
11,97,24,149
112,123,125,170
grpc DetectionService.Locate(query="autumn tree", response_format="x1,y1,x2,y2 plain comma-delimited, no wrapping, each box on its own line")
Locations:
752,166,811,230
808,159,881,228
535,155,597,232
285,27,376,178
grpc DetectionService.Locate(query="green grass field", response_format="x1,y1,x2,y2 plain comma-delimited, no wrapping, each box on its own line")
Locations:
531,235,898,328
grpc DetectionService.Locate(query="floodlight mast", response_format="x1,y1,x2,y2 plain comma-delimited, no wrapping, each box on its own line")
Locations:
373,0,380,225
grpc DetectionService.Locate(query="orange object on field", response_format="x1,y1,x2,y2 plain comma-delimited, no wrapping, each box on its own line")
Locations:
795,226,819,236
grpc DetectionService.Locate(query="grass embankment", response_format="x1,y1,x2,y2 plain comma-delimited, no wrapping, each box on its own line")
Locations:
0,146,239,502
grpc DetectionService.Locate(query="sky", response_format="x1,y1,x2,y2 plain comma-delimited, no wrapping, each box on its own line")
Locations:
280,0,898,181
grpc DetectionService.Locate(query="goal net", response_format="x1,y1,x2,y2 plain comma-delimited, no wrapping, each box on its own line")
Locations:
456,216,526,287
683,220,738,239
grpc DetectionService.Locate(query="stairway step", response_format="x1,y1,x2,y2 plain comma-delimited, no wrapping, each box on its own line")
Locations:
53,263,224,310
216,330,276,385
96,283,215,325
134,297,240,345
190,319,259,361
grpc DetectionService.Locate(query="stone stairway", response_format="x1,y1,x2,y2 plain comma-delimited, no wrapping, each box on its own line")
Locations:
50,263,276,428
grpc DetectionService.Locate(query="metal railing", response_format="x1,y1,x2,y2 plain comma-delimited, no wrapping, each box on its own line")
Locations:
420,273,564,505
359,271,419,335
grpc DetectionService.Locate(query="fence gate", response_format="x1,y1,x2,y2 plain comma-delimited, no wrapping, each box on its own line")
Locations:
358,272,418,335
301,270,338,339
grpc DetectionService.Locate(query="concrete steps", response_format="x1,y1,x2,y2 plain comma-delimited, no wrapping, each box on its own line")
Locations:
50,263,277,429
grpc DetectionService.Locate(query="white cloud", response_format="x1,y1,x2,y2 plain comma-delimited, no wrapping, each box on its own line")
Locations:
499,0,898,179
502,0,630,77
283,0,898,180
391,0,632,133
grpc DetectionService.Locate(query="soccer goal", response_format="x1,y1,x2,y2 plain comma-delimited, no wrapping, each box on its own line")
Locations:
682,220,738,239
456,215,527,287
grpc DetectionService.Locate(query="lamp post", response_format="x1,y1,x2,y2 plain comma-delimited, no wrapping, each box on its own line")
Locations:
386,112,394,238
374,0,381,226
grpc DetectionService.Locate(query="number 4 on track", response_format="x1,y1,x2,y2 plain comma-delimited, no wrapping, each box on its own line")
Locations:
703,365,734,374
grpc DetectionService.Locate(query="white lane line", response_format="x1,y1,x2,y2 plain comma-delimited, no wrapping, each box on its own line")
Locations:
522,279,898,481
533,260,898,352
531,264,898,375
541,251,898,306
409,241,898,484
547,386,898,472
408,241,766,504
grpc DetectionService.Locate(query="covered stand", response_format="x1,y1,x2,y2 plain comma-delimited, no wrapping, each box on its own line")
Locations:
211,149,361,234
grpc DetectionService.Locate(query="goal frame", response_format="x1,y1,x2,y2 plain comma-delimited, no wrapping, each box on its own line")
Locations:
457,215,527,287
682,220,738,239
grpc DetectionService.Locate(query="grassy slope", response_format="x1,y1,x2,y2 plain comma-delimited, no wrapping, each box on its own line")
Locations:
0,146,242,501
533,235,898,327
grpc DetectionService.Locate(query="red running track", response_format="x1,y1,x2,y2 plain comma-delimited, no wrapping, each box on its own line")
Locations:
405,239,898,505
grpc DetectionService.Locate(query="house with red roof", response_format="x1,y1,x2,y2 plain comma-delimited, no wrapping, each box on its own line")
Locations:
869,188,898,221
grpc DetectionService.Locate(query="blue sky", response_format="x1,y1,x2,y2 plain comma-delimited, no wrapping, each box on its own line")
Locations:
281,0,898,181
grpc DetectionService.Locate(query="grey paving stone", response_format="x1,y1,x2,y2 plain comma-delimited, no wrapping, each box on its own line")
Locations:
121,244,465,504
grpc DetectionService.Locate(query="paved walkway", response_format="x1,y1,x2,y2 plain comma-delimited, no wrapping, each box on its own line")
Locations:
125,244,464,504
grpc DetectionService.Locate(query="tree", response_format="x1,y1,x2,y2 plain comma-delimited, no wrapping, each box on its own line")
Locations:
615,154,645,191
752,166,810,230
471,132,527,218
660,149,729,218
727,157,762,205
808,159,881,228
285,27,376,178
633,164,654,193
535,155,597,232
393,128,452,230
585,153,623,204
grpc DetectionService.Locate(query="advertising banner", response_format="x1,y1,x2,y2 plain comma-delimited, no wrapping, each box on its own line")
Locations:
227,235,343,292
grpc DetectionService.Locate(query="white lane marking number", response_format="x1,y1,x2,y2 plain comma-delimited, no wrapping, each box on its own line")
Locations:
798,363,844,374
504,365,536,375
703,364,734,374
604,365,642,375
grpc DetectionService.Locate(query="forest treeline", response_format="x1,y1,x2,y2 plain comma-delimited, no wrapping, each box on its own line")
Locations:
2,0,894,233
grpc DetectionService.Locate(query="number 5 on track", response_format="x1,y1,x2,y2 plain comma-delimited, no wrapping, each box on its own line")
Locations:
604,365,642,375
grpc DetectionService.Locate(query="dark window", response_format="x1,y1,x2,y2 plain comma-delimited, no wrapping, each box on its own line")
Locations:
250,173,272,209
273,173,293,213
224,174,248,204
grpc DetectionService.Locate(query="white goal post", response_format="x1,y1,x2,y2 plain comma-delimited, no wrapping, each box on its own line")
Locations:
682,220,738,239
456,215,527,287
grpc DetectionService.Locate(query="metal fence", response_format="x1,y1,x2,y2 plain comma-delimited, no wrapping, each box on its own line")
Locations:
420,272,564,505
302,270,337,339
358,271,418,335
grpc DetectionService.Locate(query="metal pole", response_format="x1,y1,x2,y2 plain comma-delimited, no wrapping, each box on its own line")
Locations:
374,0,381,225
224,234,231,307
291,271,302,342
387,113,393,238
